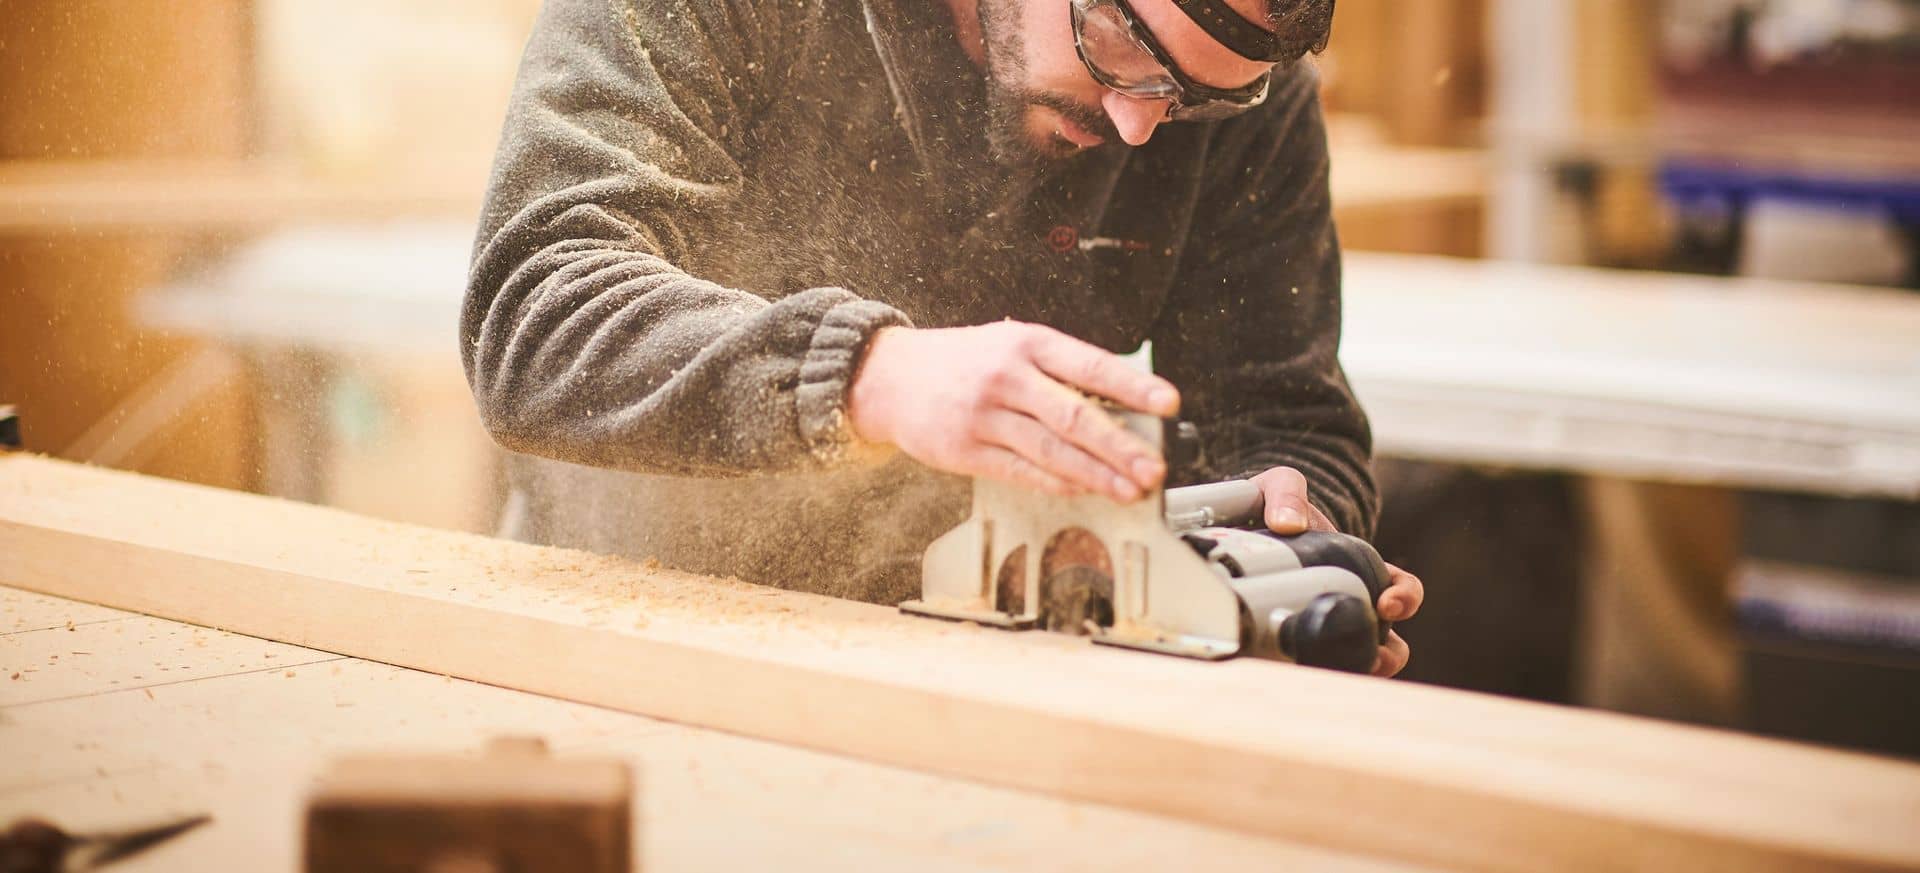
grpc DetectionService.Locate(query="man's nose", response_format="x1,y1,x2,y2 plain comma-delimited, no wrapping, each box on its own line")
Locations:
1101,91,1167,146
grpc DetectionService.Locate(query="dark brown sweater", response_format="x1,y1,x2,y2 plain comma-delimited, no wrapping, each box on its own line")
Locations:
464,0,1375,603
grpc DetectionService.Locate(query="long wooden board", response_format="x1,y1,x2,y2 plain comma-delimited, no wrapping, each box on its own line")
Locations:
5,587,1410,872
3,455,1917,872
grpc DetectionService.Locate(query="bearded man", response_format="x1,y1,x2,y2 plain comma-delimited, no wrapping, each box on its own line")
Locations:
465,0,1423,674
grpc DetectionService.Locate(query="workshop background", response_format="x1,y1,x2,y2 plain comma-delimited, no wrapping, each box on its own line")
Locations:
3,0,1917,756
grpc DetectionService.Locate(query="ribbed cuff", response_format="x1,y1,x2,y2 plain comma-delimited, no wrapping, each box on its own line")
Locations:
795,296,913,460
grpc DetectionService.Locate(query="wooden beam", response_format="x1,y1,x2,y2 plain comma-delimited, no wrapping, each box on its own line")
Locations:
2,455,1917,872
0,159,481,233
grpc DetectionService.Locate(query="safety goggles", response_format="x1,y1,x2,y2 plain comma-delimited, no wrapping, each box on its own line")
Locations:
1068,0,1274,122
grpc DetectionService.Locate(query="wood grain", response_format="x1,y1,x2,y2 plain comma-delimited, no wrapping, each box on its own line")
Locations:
0,587,1418,872
2,456,1917,872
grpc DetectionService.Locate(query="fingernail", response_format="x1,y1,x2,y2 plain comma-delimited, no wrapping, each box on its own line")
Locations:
1271,507,1306,531
1112,475,1141,502
1148,387,1178,415
1131,456,1163,486
1381,601,1406,622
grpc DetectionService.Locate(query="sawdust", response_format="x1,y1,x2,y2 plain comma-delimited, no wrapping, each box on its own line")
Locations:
1102,619,1175,646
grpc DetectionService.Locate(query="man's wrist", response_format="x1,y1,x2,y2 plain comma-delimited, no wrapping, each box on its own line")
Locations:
846,325,906,447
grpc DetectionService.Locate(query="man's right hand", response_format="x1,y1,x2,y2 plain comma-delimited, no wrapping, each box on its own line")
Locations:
846,322,1180,501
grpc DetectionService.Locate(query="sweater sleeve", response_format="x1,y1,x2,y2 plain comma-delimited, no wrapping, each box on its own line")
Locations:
463,0,912,476
1151,68,1378,537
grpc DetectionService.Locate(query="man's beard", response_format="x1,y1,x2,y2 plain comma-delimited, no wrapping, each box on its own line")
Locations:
976,0,1116,167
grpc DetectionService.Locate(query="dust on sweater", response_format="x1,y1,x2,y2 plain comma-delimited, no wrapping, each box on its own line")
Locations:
463,0,1377,604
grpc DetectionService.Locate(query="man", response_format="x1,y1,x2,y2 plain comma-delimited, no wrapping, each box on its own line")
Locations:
465,0,1423,674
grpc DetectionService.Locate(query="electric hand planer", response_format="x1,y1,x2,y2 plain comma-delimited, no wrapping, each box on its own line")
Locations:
903,405,1391,673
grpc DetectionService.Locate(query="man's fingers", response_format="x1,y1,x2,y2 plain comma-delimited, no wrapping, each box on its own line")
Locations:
1028,330,1180,417
1372,631,1410,678
1252,467,1323,534
1379,563,1425,623
967,445,1077,498
1003,369,1163,494
980,411,1138,501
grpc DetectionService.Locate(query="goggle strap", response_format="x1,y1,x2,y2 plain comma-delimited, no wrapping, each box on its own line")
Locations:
1169,0,1290,62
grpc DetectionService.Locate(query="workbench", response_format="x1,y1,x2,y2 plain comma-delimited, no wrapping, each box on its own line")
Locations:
1,584,1398,872
1342,252,1920,499
4,456,1919,872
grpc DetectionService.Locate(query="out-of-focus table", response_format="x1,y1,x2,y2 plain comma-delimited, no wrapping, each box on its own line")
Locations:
1341,252,1920,499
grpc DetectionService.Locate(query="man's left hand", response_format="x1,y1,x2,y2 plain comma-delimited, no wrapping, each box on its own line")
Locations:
1249,467,1423,678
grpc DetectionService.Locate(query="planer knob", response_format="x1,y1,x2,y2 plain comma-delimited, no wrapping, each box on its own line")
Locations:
1278,593,1376,674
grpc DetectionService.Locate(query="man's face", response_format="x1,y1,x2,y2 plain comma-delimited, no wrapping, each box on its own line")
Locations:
977,0,1278,165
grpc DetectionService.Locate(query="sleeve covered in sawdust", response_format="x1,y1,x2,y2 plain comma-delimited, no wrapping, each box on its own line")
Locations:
463,0,911,477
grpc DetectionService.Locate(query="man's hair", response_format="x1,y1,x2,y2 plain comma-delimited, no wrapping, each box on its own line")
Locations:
1265,0,1337,58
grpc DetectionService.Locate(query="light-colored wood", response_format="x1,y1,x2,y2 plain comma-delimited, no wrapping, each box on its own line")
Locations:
1319,0,1486,148
1382,0,1484,147
1326,116,1487,257
0,3,259,489
0,615,339,706
0,2,251,160
3,587,132,634
0,160,482,233
1573,0,1656,128
1328,116,1488,211
2,457,1918,872
1,587,1416,873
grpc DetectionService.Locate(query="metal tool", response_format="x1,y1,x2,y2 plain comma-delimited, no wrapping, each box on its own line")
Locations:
904,403,1390,672
0,814,210,873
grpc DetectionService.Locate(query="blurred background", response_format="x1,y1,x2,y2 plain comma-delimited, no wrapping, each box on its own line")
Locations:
2,1,1916,756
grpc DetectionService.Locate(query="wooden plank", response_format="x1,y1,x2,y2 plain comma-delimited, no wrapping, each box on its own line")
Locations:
0,597,1411,872
2,456,1917,872
0,160,481,233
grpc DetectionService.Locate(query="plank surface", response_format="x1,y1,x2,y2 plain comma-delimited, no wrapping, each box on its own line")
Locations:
1,588,1408,873
0,615,337,706
3,456,1918,872
3,587,131,634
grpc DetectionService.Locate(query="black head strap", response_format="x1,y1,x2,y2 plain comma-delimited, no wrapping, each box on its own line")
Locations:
1169,0,1289,62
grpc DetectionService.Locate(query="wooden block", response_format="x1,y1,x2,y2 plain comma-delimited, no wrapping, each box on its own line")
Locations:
2,456,1919,872
306,738,632,873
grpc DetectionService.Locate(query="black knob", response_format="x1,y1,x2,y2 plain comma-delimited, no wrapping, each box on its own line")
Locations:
1278,593,1376,674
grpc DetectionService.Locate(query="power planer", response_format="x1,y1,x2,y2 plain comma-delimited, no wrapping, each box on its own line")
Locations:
904,402,1392,673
